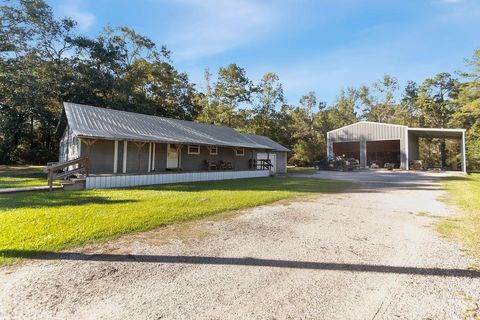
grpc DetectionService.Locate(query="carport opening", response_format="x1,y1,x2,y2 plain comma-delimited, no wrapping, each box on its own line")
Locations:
332,142,360,160
418,138,462,170
366,140,400,168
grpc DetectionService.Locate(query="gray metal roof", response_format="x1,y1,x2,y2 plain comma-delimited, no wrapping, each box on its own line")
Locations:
408,127,465,139
63,102,288,151
242,133,290,152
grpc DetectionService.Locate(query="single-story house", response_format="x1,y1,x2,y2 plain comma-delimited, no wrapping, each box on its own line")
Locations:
327,121,466,172
56,102,289,189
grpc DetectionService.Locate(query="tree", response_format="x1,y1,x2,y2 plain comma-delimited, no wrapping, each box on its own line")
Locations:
416,73,460,167
289,92,323,165
196,64,254,128
251,72,284,137
359,75,400,123
0,0,200,163
451,49,480,169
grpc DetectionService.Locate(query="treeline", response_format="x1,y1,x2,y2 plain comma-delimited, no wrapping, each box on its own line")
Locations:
1,0,479,169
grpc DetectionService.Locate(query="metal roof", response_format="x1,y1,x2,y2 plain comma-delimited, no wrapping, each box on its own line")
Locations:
408,127,465,139
242,133,290,152
328,121,465,139
63,102,288,151
327,121,407,134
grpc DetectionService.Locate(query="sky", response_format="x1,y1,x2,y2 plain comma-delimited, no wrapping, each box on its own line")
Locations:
47,0,480,105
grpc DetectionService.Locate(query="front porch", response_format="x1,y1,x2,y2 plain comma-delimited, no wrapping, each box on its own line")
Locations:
77,138,276,175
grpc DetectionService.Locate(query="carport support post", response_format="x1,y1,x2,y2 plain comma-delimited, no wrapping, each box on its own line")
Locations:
360,140,367,168
461,130,466,173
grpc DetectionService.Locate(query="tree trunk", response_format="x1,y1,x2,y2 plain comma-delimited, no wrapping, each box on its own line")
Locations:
30,113,34,163
440,139,447,169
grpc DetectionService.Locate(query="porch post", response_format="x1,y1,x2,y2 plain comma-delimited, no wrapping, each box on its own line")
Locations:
461,130,466,173
113,140,119,173
152,143,156,171
148,142,152,173
404,127,409,171
123,141,128,173
360,140,367,168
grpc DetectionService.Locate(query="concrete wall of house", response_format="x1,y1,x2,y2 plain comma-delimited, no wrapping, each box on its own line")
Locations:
327,122,408,169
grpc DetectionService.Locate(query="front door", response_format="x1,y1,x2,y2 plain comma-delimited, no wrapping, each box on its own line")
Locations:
167,144,179,169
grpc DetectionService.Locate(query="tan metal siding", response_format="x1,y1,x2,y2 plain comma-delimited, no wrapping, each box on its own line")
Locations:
327,122,408,169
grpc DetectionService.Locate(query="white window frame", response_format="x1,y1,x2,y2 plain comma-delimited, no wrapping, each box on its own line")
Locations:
235,148,245,156
188,144,201,155
209,146,218,155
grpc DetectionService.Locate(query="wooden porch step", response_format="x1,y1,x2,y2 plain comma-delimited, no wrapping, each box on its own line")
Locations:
60,178,86,191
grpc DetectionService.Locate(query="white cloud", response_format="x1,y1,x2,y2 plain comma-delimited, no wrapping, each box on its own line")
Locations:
162,0,284,59
59,0,95,31
441,0,462,3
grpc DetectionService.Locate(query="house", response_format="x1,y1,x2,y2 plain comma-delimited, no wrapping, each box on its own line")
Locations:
56,102,289,189
327,121,466,172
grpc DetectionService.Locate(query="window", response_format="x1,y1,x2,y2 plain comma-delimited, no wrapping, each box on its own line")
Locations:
235,148,245,156
188,144,200,155
209,146,218,155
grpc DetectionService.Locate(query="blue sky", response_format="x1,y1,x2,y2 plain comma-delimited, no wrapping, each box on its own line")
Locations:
47,0,480,105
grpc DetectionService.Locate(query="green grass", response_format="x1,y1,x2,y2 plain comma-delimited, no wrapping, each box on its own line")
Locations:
287,166,316,174
0,177,350,264
438,173,480,263
0,165,52,189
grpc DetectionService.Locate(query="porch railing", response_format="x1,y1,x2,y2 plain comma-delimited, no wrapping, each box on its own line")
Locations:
44,157,89,191
249,159,273,170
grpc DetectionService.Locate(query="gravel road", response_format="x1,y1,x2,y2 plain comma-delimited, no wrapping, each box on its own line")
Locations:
1,171,479,319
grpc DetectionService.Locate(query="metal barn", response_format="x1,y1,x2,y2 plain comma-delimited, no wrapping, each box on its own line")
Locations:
326,121,466,172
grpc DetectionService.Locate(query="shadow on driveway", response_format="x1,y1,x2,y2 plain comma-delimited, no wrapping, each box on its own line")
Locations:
2,250,479,278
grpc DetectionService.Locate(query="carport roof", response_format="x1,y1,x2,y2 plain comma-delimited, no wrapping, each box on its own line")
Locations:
407,127,465,139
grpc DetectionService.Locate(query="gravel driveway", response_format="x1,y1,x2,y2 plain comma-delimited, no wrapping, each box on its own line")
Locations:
1,170,479,319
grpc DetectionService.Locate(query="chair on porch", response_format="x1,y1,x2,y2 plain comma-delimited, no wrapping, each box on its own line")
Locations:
204,160,217,171
218,160,233,170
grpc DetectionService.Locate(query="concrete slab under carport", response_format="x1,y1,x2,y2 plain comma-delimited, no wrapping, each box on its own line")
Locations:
407,128,466,173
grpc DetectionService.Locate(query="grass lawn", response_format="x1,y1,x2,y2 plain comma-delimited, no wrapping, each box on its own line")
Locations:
287,166,317,174
0,165,53,189
0,177,350,264
438,173,480,263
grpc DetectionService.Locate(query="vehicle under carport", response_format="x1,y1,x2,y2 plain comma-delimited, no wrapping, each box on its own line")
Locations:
326,121,466,172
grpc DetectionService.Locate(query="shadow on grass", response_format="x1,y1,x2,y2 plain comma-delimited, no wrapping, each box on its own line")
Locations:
0,192,137,211
2,250,480,278
127,177,352,194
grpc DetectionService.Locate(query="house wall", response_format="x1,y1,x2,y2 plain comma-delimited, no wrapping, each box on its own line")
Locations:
59,126,80,162
153,143,167,172
181,145,253,171
274,151,287,174
327,122,408,169
79,140,278,174
80,139,115,174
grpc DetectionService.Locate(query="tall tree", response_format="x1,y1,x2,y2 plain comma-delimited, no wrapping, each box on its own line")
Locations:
451,49,480,169
416,72,460,167
251,72,284,136
359,75,400,123
197,64,254,128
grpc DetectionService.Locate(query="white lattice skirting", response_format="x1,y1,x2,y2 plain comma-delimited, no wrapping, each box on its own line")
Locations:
85,170,270,189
